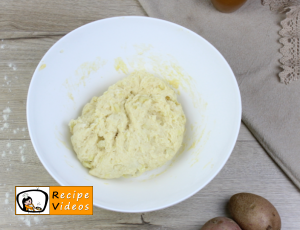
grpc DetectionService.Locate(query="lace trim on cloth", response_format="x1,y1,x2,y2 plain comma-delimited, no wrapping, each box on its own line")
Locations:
263,0,300,84
262,0,298,12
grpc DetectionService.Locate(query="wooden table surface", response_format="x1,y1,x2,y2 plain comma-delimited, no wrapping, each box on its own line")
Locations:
0,0,299,229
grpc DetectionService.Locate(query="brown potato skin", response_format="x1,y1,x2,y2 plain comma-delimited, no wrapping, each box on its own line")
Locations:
201,217,241,230
228,193,281,230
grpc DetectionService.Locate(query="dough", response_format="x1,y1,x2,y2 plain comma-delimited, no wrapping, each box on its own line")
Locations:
69,71,186,179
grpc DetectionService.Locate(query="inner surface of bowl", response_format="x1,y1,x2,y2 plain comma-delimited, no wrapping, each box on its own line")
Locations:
27,16,241,212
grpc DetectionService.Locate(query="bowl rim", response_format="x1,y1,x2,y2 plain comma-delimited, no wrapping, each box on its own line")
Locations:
26,16,242,213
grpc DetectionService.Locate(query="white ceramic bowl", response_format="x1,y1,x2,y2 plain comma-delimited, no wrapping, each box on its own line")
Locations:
27,16,241,213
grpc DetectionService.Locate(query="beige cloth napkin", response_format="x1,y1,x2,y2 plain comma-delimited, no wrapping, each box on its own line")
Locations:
138,0,300,189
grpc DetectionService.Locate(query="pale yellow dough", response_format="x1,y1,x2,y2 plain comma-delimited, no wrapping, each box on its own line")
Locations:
69,71,186,179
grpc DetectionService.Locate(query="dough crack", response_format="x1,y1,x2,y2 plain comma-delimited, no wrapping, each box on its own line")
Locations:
69,71,186,179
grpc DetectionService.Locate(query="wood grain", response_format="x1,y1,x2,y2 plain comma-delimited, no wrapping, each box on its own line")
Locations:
0,0,146,34
0,0,299,229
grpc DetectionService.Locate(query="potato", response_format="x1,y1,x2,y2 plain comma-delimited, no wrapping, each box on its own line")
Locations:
228,193,281,230
201,217,241,230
